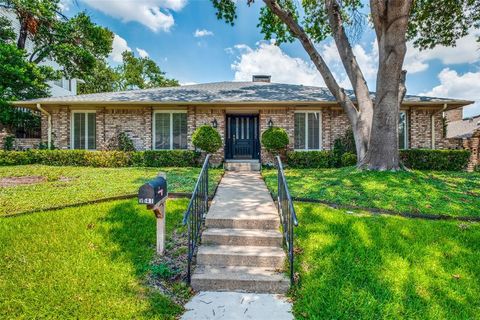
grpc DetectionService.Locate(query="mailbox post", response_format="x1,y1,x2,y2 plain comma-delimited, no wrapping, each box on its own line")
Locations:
138,174,168,255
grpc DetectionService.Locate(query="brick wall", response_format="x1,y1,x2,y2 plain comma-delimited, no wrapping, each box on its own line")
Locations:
259,108,294,164
0,128,8,149
194,108,226,164
15,138,41,149
463,129,480,172
409,109,458,150
99,108,152,150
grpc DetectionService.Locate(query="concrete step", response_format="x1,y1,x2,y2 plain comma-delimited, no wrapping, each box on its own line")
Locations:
205,215,280,230
191,265,290,293
224,162,261,171
202,228,283,247
197,245,285,268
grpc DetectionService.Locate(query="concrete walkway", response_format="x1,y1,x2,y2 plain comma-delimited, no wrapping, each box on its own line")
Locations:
181,291,294,320
182,171,293,319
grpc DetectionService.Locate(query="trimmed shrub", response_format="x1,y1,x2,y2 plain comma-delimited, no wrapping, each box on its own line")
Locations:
0,150,199,167
141,150,200,167
400,149,470,171
192,125,222,154
286,149,470,171
0,150,31,165
286,151,336,168
261,127,289,154
341,152,357,167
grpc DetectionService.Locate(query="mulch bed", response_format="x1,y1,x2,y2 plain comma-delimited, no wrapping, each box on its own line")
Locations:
146,228,193,305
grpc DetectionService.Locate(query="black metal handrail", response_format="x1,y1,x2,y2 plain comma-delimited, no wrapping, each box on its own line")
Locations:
183,154,210,284
276,155,299,285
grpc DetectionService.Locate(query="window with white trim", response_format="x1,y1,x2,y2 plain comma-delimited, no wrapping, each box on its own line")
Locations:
294,111,322,150
153,111,187,150
399,111,408,149
71,112,96,150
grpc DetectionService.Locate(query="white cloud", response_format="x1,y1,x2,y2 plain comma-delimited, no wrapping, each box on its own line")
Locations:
405,29,480,74
109,34,131,63
230,40,382,89
59,0,72,11
194,29,214,37
80,0,187,32
421,68,480,117
180,81,198,86
136,48,149,58
231,41,326,86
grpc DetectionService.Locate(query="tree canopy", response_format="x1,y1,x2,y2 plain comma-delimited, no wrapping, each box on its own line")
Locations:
78,51,179,94
0,0,113,79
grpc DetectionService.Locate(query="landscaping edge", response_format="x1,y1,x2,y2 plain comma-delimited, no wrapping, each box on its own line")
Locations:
269,192,480,222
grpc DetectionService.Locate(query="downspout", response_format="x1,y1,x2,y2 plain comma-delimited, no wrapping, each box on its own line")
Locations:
36,103,52,149
431,103,448,149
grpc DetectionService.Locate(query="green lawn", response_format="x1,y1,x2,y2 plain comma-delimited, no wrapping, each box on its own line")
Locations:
0,165,223,216
292,202,480,319
0,198,189,319
263,167,480,217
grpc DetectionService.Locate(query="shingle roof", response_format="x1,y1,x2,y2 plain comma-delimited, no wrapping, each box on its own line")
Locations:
447,115,480,139
13,81,473,106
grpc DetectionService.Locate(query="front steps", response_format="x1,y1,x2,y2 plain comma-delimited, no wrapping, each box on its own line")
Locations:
224,160,261,171
202,228,283,247
190,172,289,293
191,265,290,293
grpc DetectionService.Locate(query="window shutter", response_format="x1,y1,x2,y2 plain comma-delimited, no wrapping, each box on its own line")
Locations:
172,113,187,149
155,113,171,149
308,112,320,150
294,113,306,149
87,113,96,150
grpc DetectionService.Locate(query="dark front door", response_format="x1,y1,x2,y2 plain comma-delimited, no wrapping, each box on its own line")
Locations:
225,115,260,160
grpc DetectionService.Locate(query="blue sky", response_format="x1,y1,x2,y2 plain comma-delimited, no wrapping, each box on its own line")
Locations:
63,0,480,117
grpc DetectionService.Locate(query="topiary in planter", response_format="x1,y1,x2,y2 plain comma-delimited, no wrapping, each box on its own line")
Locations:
192,125,222,154
261,127,289,155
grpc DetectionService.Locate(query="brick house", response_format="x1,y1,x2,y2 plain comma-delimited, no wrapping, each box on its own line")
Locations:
13,76,473,164
446,114,480,171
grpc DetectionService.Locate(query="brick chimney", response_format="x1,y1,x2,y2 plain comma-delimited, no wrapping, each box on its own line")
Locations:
252,75,271,83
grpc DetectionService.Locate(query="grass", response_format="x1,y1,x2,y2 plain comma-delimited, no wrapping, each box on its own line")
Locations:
0,165,223,216
292,202,480,319
263,167,480,217
0,198,189,319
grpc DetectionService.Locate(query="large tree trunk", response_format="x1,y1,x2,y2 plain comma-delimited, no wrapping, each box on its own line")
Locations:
17,17,28,50
360,0,412,170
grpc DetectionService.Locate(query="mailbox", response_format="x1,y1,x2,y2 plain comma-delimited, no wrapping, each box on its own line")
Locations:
138,174,168,255
138,176,168,206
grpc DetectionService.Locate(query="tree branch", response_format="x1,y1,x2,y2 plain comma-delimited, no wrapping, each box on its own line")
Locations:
325,0,372,112
262,0,359,122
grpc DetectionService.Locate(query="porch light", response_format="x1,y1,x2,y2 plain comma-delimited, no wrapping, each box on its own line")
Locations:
211,118,218,128
268,118,274,128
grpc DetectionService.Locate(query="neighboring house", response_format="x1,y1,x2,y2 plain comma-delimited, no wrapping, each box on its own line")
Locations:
13,76,473,165
447,114,480,140
447,114,480,171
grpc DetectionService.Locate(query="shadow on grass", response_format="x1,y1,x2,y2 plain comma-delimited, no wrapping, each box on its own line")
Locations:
98,200,187,319
263,168,480,217
292,203,480,319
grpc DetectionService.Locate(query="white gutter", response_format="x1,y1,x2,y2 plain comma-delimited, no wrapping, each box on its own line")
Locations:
431,103,449,149
36,103,52,149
